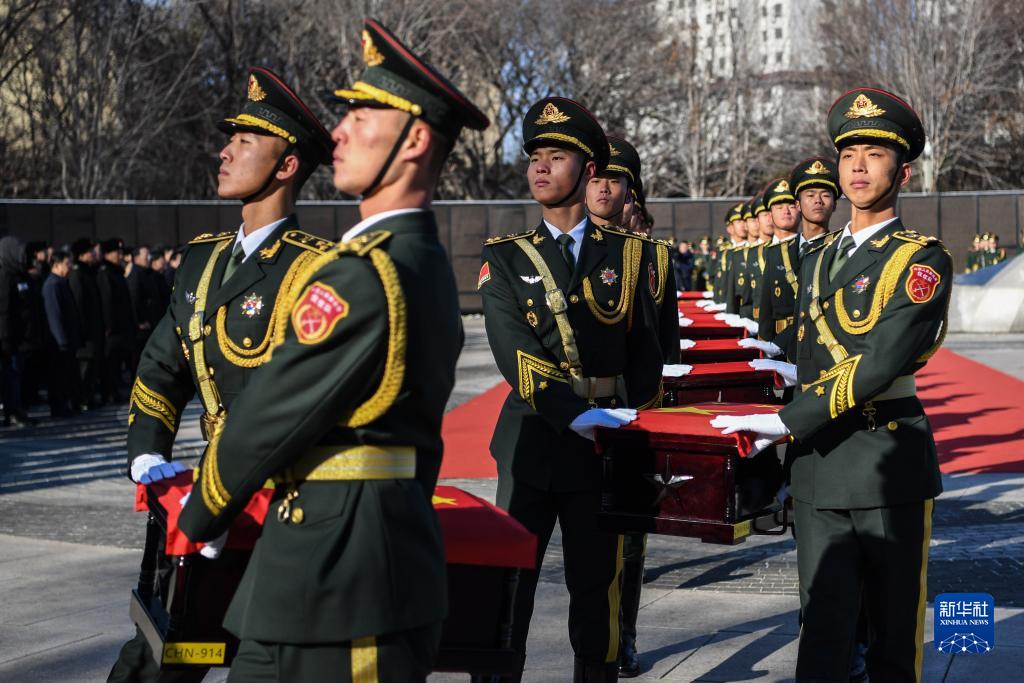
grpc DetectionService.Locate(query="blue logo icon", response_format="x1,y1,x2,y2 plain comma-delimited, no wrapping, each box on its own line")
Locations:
934,593,994,654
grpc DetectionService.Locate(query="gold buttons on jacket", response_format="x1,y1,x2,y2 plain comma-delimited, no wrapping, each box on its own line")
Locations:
560,361,569,370
527,298,534,307
290,507,305,524
243,337,253,348
204,324,212,336
887,421,899,431
823,301,830,310
569,295,580,304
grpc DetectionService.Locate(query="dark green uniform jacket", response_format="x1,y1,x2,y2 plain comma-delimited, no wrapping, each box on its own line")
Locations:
479,220,664,492
725,244,757,318
125,216,334,464
712,245,732,303
780,219,951,509
651,239,682,363
757,237,801,360
179,211,459,644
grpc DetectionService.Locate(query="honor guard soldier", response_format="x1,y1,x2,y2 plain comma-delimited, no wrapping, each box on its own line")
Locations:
713,203,744,303
479,97,663,682
724,198,756,318
712,87,950,683
755,177,802,359
108,65,334,683
176,19,490,682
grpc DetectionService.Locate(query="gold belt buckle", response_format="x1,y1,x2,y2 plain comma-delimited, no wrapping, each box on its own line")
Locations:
545,289,567,314
188,312,205,342
200,412,224,441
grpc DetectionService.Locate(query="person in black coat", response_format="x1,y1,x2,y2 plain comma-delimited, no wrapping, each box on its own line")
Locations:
69,238,105,408
673,240,695,292
0,236,35,427
42,251,82,417
96,237,136,402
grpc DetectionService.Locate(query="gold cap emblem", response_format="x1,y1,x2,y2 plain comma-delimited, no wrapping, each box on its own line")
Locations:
362,30,385,67
845,93,886,119
609,144,620,156
805,160,828,174
773,179,790,192
247,75,267,102
535,102,570,125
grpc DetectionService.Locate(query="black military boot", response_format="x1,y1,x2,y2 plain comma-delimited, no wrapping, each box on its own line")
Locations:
618,533,645,678
574,657,619,682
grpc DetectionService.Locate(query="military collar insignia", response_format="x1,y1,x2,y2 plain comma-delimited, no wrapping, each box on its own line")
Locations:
535,102,570,125
869,234,892,249
241,293,264,317
590,230,603,242
532,232,545,245
362,29,385,66
773,179,790,192
185,291,197,304
852,275,871,293
259,239,281,260
805,160,828,174
520,275,543,284
845,93,886,119
600,268,618,285
247,75,267,102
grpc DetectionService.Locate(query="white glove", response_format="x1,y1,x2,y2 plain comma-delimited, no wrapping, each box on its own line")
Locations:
750,359,798,387
179,492,228,559
724,317,759,334
676,290,685,298
702,291,714,299
570,408,638,441
708,302,728,311
662,364,693,377
710,413,790,457
695,300,713,309
714,312,739,322
679,316,693,327
679,339,697,350
738,337,783,357
131,454,187,485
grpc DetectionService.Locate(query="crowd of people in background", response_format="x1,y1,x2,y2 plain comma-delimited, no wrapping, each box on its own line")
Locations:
0,235,182,426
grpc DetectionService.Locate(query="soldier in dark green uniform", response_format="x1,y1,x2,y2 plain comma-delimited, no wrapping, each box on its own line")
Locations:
479,96,663,682
176,19,489,683
108,66,334,683
712,87,950,683
713,204,744,303
965,234,982,272
725,198,757,318
755,178,802,358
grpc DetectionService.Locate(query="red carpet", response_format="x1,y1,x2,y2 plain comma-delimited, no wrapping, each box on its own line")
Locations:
439,348,1024,479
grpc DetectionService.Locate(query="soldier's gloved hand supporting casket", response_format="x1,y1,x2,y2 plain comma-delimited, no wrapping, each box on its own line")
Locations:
713,312,736,322
130,454,187,485
725,317,760,335
702,302,728,312
695,299,713,309
737,337,783,358
662,364,693,377
702,291,714,299
679,339,697,350
570,408,638,441
678,315,694,327
749,359,797,387
710,413,790,457
178,491,228,559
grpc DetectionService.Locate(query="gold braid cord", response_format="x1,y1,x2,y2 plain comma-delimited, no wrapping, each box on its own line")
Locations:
582,238,642,326
516,350,568,409
636,380,664,410
652,243,669,306
835,242,922,335
803,354,862,419
216,251,320,367
129,378,177,432
346,248,406,427
199,418,230,515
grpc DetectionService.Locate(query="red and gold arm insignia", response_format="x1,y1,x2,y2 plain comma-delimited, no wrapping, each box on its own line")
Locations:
478,261,491,289
292,282,349,345
905,264,940,304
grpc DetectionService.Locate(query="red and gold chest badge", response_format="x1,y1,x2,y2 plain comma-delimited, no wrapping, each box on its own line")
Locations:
292,282,349,344
478,261,491,289
906,264,940,303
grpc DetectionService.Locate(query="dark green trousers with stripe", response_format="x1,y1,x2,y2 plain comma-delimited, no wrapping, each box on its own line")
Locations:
794,499,933,683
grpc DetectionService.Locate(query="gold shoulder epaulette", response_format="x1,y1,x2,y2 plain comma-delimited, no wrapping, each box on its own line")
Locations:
188,231,234,244
282,230,335,254
334,230,393,257
484,230,535,245
803,233,837,256
656,238,674,247
893,229,940,247
598,225,652,242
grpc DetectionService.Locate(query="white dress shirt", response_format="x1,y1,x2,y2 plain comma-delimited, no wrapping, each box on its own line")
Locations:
543,217,588,262
836,216,899,258
233,216,290,260
341,208,426,243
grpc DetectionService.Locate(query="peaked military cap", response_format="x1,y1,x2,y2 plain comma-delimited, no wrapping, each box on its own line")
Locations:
71,238,95,257
726,202,744,224
218,66,333,166
789,156,839,198
603,135,641,185
828,87,925,161
333,19,489,139
742,198,754,220
753,188,768,216
764,177,797,208
100,237,124,254
522,97,609,172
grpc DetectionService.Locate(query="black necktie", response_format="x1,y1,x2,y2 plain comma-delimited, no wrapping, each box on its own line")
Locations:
828,236,855,281
221,242,245,285
556,233,576,270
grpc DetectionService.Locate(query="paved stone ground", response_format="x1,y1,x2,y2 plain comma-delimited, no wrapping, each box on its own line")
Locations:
1,326,1022,681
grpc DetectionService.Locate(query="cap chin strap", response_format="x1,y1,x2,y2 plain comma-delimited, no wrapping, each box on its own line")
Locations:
360,114,416,199
543,161,588,208
242,143,295,204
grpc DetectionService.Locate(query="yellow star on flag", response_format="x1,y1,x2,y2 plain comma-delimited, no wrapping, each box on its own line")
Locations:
432,495,457,506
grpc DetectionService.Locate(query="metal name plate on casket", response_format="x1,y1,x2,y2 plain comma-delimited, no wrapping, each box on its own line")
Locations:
678,314,746,340
131,477,536,677
596,404,786,545
678,338,760,365
663,361,777,406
